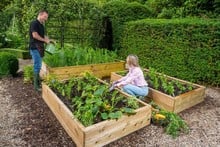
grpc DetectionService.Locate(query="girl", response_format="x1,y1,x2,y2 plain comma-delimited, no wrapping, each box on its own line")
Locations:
113,54,148,98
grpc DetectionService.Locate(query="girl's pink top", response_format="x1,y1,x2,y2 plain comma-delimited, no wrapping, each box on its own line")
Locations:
117,67,148,87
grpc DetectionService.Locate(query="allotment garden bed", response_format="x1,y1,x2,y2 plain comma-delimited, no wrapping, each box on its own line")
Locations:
40,46,125,79
42,73,151,146
110,68,205,113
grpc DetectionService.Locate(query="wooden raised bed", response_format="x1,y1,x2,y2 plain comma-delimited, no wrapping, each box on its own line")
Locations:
42,84,151,147
110,70,205,113
40,60,125,80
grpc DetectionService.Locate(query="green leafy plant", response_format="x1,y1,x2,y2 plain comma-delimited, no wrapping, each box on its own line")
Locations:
159,74,175,96
23,65,33,83
148,67,160,90
150,102,189,138
43,45,118,67
0,52,18,77
46,72,141,126
116,68,196,97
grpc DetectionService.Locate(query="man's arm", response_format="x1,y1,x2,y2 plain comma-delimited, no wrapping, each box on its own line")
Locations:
32,32,50,44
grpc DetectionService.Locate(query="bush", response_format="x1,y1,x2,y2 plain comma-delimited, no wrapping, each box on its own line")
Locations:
0,52,19,77
0,48,31,59
119,18,220,86
105,1,152,50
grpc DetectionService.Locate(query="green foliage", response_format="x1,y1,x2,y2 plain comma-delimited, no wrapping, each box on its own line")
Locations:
0,52,19,77
116,68,197,96
46,0,98,47
3,33,24,48
46,72,140,126
23,65,34,83
93,0,152,50
149,72,194,97
182,0,220,18
0,0,11,12
0,48,31,59
119,18,220,86
146,0,220,18
1,14,25,48
151,102,189,138
43,45,118,67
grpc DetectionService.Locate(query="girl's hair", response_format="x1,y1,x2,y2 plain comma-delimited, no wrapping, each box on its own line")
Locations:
126,54,139,67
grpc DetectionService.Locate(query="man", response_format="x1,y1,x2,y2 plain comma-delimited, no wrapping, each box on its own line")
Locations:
29,10,51,91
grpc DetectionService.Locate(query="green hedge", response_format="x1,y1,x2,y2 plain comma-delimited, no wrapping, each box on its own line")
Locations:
119,18,220,86
97,0,152,50
0,52,19,77
0,48,31,59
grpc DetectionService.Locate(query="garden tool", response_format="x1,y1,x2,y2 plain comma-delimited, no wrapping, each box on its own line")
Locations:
45,41,56,55
109,81,119,92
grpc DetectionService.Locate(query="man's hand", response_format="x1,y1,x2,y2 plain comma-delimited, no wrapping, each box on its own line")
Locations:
44,36,50,44
49,39,56,44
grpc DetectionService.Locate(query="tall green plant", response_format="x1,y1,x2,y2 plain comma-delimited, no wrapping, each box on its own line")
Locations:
43,45,118,67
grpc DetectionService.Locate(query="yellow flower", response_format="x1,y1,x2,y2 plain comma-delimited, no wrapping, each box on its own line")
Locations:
154,113,166,120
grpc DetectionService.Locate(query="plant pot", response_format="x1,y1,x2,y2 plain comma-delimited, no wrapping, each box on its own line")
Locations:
42,83,151,147
110,69,205,113
40,60,125,80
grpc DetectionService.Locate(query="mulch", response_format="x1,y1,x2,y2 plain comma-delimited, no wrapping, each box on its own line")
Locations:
3,73,76,147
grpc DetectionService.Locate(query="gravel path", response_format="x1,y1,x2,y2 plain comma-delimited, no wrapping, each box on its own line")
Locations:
0,80,26,147
0,59,219,147
1,77,219,147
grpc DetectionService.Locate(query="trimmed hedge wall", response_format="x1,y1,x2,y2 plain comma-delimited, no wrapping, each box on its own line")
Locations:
119,18,220,86
0,48,31,59
101,0,152,50
0,52,19,77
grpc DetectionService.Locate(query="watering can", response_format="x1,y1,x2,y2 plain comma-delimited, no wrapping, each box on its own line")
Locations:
45,42,56,55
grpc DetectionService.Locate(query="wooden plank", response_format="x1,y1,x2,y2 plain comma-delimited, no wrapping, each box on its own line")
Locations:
41,61,125,79
174,87,205,113
148,88,174,112
110,72,122,82
42,84,85,147
42,83,151,147
84,106,151,146
50,62,125,74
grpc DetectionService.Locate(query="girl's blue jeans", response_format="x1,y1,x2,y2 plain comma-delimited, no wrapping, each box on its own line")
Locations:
122,84,149,97
30,49,42,74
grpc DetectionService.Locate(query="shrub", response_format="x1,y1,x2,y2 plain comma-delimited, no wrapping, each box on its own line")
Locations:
104,1,152,50
119,18,220,86
0,52,19,77
0,48,31,59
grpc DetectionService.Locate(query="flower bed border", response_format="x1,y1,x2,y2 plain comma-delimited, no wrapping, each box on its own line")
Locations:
42,83,151,147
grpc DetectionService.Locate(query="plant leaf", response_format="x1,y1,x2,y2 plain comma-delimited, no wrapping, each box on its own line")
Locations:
101,112,108,120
